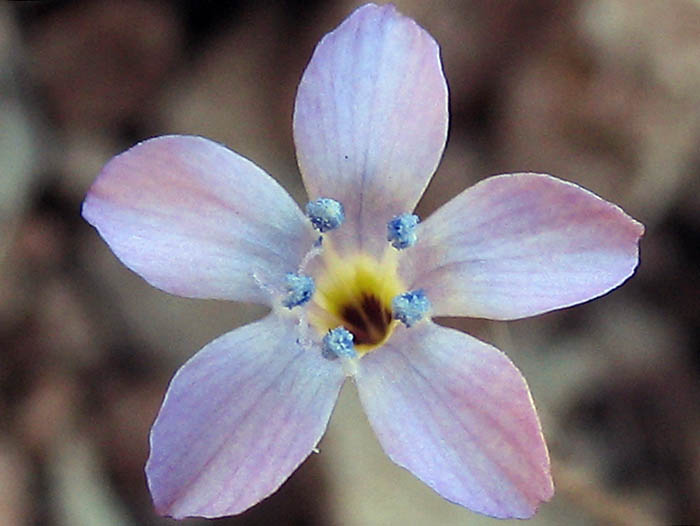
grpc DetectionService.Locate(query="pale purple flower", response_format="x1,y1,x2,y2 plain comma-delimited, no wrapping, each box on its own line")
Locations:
82,3,643,520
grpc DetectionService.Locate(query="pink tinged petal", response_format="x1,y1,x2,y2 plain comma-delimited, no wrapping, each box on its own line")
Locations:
356,322,553,519
407,173,644,319
293,4,448,257
82,135,316,304
146,314,345,519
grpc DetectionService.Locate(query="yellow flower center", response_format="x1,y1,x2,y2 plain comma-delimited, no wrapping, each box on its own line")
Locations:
308,247,405,356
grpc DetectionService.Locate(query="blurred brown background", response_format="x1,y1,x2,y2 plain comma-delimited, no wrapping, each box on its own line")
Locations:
1,0,699,525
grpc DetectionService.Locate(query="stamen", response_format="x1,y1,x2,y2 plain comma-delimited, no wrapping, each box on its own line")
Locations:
282,272,315,309
387,213,419,249
306,198,345,232
322,327,356,359
298,236,324,273
252,271,278,297
392,289,431,327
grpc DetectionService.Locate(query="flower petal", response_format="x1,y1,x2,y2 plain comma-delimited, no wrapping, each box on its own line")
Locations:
356,322,553,519
146,314,345,518
293,4,448,257
82,135,315,304
405,173,644,319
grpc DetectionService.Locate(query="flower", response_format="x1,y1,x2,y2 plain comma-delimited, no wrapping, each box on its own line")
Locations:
82,3,644,521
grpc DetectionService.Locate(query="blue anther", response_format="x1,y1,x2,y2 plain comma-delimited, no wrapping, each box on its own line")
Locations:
282,273,315,309
306,198,345,232
322,327,356,359
392,289,431,327
387,213,419,249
